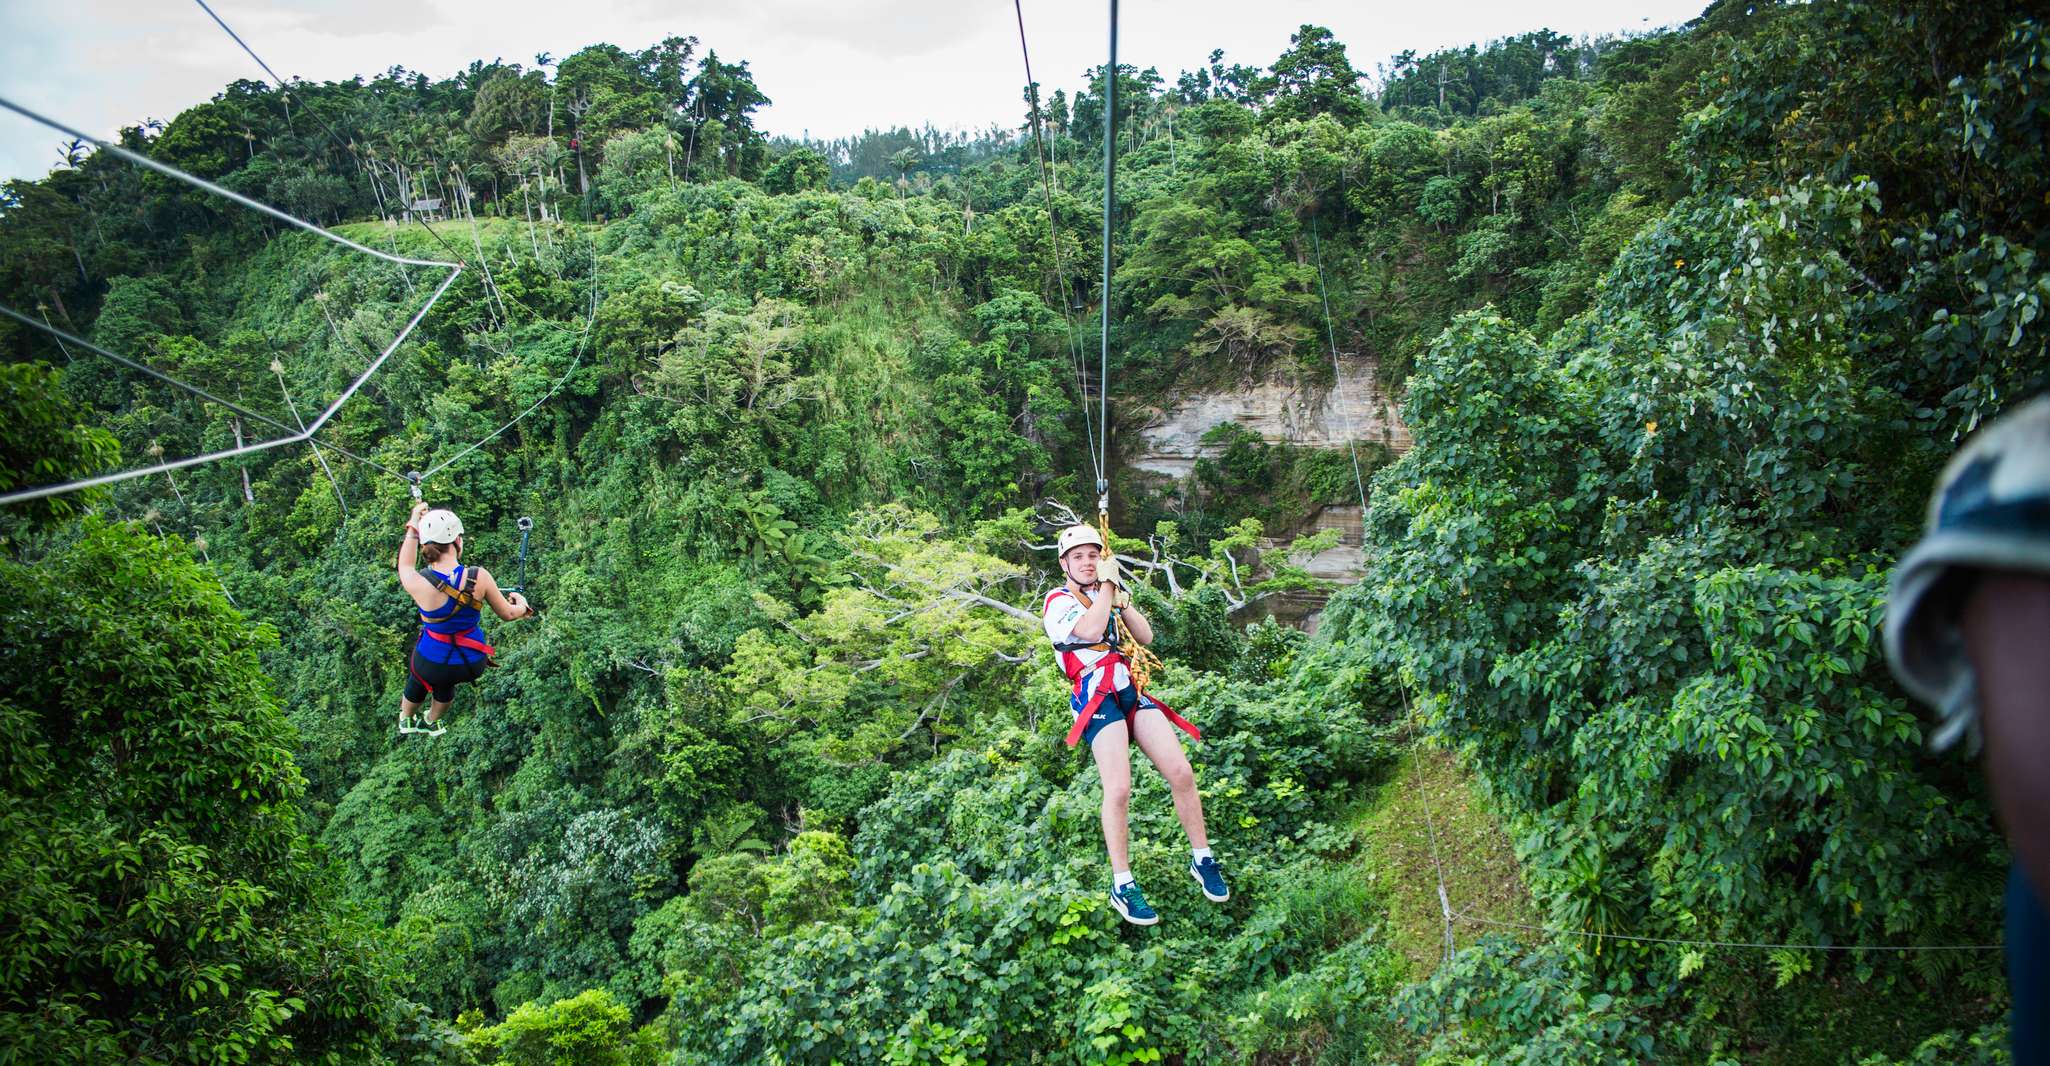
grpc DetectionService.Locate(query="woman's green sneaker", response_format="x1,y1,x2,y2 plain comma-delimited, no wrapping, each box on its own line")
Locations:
1110,880,1159,926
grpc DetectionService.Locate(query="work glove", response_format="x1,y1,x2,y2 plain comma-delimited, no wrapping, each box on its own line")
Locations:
1096,554,1123,594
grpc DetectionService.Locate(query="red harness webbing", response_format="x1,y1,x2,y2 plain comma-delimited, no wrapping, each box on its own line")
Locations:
422,626,496,659
420,566,496,663
1052,586,1200,747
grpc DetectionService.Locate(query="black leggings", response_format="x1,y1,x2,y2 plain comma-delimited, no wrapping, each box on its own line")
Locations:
404,648,487,704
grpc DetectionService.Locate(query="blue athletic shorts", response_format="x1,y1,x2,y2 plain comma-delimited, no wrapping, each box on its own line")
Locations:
1073,683,1163,746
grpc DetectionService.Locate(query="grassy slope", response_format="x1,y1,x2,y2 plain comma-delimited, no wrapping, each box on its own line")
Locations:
1356,745,1541,980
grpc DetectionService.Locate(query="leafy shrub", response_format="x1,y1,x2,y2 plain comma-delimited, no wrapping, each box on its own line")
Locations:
0,520,398,1061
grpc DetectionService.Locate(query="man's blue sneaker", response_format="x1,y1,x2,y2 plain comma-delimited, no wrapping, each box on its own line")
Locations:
1110,880,1159,926
1191,856,1230,902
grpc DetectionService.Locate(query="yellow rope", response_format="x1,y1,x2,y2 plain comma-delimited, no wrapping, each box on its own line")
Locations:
1097,510,1163,692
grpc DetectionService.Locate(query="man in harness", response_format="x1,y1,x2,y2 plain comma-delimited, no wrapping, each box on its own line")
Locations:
1044,523,1229,925
395,500,534,736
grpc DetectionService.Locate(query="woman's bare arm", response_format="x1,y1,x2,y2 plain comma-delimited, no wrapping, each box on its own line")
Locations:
396,502,439,609
475,567,532,621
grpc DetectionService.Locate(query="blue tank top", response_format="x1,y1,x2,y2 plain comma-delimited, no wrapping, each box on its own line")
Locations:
414,564,489,664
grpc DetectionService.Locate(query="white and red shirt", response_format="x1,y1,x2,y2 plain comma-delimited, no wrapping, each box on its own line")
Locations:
1042,585,1132,692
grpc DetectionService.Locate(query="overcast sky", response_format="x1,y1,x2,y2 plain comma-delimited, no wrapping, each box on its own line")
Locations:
0,0,1709,184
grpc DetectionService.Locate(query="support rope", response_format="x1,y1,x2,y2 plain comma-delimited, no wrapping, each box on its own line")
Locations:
414,280,601,483
273,360,351,523
1399,689,1460,963
1310,216,1370,514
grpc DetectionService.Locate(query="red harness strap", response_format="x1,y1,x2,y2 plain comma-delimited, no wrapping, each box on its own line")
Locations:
419,566,497,664
1060,649,1201,748
422,627,496,659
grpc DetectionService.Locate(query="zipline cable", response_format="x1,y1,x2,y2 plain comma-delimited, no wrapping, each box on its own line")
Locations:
194,0,613,339
0,85,597,504
195,0,600,380
1450,907,2002,954
0,271,452,504
190,0,286,87
0,92,460,495
1012,0,1102,487
0,97,459,272
1096,0,1118,512
1,305,350,456
191,0,474,270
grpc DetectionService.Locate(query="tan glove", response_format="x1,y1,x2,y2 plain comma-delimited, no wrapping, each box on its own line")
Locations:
1097,553,1124,591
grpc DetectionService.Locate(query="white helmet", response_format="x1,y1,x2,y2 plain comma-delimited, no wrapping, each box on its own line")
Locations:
1057,523,1105,558
418,508,465,544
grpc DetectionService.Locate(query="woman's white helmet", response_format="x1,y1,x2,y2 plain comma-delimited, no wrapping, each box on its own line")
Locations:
1057,523,1105,558
418,508,465,544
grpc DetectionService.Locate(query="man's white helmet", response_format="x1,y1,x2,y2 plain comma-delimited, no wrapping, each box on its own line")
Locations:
418,508,465,544
1057,523,1105,558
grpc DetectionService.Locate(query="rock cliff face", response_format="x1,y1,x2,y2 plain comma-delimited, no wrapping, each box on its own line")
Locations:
1128,351,1409,631
1130,352,1411,483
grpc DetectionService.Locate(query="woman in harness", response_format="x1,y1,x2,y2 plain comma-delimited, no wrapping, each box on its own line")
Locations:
1044,523,1229,925
396,500,533,736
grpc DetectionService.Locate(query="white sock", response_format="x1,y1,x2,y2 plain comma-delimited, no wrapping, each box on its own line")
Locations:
1192,847,1213,863
1113,869,1135,888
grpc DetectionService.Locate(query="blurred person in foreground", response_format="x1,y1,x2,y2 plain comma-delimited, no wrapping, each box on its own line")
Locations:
1886,395,2050,1065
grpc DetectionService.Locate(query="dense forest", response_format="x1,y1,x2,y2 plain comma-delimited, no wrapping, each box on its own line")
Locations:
2,0,2046,1061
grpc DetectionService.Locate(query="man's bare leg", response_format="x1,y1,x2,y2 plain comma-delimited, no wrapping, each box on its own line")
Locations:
1090,720,1134,872
1131,709,1209,849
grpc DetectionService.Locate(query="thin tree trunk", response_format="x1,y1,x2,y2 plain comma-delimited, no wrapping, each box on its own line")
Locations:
466,185,510,327
367,164,390,222
44,285,71,327
523,182,542,257
231,418,255,504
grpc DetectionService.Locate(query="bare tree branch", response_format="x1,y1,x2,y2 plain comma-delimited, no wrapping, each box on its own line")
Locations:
945,590,1040,624
897,672,967,741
